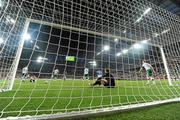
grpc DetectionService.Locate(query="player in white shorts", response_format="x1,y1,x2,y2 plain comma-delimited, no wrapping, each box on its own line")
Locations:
22,66,28,80
139,60,156,85
52,68,59,79
83,67,89,80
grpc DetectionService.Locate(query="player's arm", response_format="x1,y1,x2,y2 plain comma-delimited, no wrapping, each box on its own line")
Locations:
139,66,143,73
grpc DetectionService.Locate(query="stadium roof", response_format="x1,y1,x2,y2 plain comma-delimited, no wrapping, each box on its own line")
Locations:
149,0,180,16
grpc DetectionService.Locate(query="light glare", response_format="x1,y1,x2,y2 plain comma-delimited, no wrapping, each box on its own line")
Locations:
35,45,40,49
36,56,48,63
10,18,15,24
89,61,97,66
97,52,101,55
103,45,110,51
0,38,4,44
114,38,118,42
135,17,142,23
23,33,31,40
161,29,170,34
123,30,126,33
133,43,141,49
0,1,4,7
6,16,15,24
153,33,159,37
142,39,150,43
37,59,42,63
122,49,128,54
143,8,152,15
116,52,122,56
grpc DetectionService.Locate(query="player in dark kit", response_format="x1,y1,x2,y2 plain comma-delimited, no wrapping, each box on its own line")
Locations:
90,68,115,88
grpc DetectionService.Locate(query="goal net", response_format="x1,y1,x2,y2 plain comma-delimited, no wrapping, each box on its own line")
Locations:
0,0,180,119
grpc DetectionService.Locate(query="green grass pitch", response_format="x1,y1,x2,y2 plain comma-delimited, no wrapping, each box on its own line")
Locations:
0,79,180,118
89,102,180,120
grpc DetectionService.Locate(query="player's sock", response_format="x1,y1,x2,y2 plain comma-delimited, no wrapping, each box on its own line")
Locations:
89,83,93,86
150,77,155,84
146,80,150,85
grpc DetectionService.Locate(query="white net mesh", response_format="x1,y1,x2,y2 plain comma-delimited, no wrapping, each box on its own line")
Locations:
0,0,180,118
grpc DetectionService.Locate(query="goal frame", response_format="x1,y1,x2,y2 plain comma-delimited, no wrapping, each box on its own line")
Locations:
5,18,172,91
0,19,30,92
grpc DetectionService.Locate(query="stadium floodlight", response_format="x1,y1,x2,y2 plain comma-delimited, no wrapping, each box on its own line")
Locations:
143,8,152,15
35,45,40,49
135,17,142,23
103,45,110,51
37,59,42,63
161,29,170,34
114,38,118,42
89,61,97,66
116,52,122,56
133,43,142,49
141,39,150,43
6,15,15,24
97,45,110,55
37,56,48,63
37,56,43,63
135,8,151,23
97,52,101,55
10,18,15,24
122,49,128,54
154,33,159,37
0,38,4,44
23,33,31,40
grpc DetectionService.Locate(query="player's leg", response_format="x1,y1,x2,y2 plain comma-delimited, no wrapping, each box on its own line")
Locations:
22,73,25,79
63,74,66,80
83,74,85,80
51,74,54,79
22,73,27,82
101,79,108,86
147,69,155,84
89,78,102,86
84,74,88,80
146,70,150,85
86,74,89,80
56,74,58,79
54,74,56,79
25,73,28,79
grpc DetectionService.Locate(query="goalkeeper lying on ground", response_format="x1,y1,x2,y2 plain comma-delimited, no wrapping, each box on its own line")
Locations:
90,68,115,88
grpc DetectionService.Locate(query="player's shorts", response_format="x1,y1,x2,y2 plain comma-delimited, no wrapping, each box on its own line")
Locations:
53,74,58,78
146,69,153,77
84,74,89,77
22,73,28,78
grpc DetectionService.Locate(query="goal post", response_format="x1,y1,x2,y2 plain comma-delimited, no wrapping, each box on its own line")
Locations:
4,20,30,91
159,46,173,86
